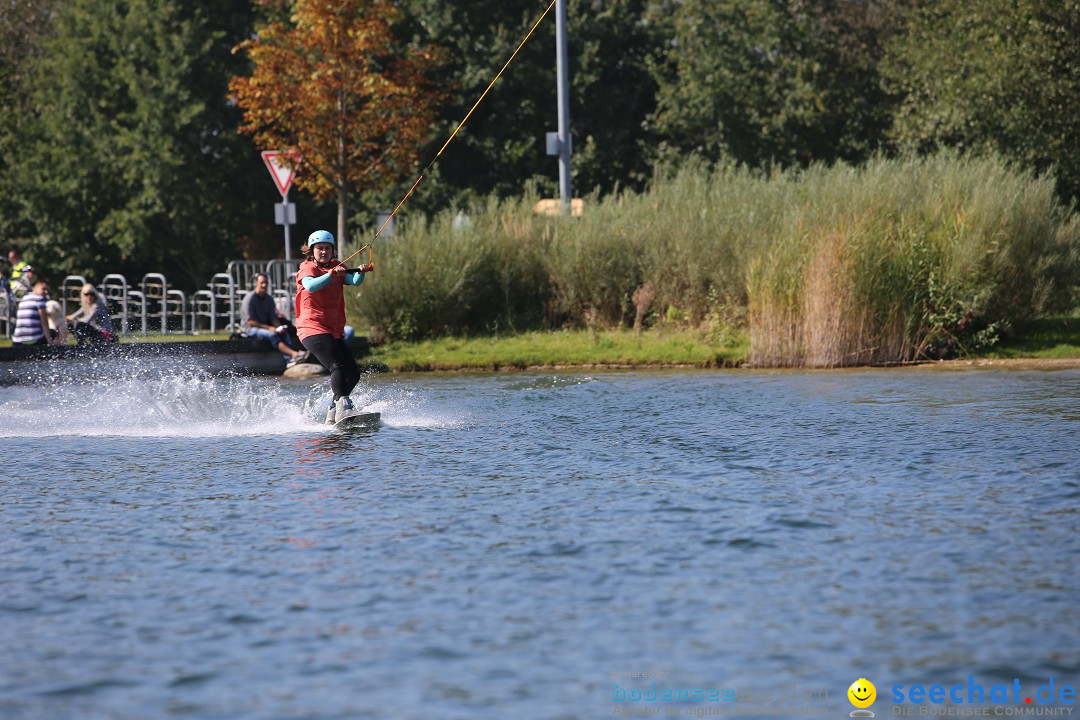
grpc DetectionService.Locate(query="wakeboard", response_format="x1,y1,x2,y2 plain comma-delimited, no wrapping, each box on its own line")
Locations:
333,410,381,429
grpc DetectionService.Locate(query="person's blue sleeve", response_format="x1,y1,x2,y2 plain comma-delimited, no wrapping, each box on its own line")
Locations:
344,271,365,286
301,274,331,292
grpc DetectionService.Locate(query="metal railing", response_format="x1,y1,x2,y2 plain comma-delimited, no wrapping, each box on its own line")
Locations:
167,288,187,333
141,273,168,334
265,259,300,308
190,289,214,333
0,291,11,338
101,274,132,333
208,273,238,333
227,260,266,296
60,275,88,317
5,259,300,339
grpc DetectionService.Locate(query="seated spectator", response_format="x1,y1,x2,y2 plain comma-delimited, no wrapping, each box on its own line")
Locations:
241,273,308,366
12,278,52,345
45,298,68,345
66,283,117,344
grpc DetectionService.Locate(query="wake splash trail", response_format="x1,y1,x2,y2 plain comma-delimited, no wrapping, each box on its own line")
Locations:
1,371,318,438
0,362,461,438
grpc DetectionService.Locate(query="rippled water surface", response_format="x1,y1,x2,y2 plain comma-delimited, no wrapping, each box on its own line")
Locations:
2,366,1079,719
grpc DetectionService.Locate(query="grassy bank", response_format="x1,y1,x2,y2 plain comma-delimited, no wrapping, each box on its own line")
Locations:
975,315,1080,360
357,314,1080,371
361,328,749,372
3,319,1077,369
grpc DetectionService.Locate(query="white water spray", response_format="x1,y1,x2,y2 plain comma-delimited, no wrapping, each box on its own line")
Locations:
1,371,320,438
0,359,463,437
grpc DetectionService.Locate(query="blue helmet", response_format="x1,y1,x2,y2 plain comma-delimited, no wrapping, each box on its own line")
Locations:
307,230,335,248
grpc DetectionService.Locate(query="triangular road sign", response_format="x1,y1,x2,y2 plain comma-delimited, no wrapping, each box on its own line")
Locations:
261,150,302,196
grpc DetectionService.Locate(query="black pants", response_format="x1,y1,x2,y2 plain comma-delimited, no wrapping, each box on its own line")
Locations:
72,322,115,344
301,333,360,401
275,319,301,351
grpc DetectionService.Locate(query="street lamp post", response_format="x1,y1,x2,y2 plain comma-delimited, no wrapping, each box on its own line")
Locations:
546,0,572,212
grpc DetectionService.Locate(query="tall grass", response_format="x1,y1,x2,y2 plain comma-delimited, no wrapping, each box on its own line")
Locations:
349,152,1080,365
747,154,1080,366
353,195,551,340
353,160,787,336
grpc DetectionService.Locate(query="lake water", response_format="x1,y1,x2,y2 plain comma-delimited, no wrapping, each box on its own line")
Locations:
2,364,1078,719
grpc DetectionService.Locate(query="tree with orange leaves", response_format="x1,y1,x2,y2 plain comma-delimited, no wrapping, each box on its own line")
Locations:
229,0,443,247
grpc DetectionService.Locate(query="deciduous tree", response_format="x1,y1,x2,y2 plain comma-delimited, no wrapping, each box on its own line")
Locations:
646,0,904,169
229,0,444,246
885,0,1080,202
6,0,264,286
0,0,59,247
392,0,660,212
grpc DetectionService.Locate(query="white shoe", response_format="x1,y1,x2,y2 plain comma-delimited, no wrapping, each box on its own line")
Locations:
324,403,336,425
335,396,356,418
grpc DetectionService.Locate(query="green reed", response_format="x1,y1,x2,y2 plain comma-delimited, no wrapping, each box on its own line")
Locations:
349,152,1079,366
747,153,1080,365
351,194,552,340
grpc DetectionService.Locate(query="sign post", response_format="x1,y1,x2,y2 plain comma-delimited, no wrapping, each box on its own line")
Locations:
261,151,301,260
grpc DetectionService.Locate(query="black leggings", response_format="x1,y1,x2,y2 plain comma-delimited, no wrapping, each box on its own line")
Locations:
301,333,361,401
72,322,115,344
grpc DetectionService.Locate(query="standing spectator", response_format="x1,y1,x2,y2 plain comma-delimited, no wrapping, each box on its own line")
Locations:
12,278,51,345
10,264,35,300
241,273,308,366
8,249,29,282
66,283,117,344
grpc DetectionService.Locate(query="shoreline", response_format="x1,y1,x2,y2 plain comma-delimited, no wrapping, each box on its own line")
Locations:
906,357,1080,370
358,322,1080,372
4,329,1079,374
358,356,1080,373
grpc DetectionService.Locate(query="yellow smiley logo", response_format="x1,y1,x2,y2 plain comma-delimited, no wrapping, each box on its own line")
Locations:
848,678,877,709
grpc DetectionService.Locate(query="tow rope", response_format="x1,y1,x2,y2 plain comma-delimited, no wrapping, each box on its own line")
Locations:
338,0,559,271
